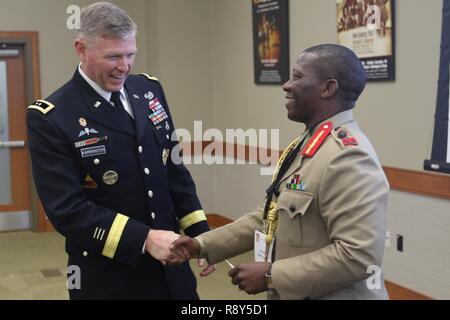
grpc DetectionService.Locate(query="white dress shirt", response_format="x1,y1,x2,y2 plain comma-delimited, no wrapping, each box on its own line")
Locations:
78,64,134,118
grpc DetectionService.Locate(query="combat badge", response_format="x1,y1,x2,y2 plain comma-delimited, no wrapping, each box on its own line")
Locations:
162,149,170,166
79,127,100,138
144,91,154,101
102,170,119,185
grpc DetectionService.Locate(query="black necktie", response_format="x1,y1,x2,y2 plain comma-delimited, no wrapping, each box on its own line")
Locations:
110,91,135,127
110,91,127,114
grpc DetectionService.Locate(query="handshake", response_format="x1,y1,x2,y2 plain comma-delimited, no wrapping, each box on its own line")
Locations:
144,230,272,295
145,229,216,277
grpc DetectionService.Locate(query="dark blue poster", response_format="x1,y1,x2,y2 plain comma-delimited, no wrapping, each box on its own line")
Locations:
252,0,289,85
424,0,450,174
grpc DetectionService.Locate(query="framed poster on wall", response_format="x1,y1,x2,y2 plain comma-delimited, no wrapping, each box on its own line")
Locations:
252,0,289,85
337,0,395,81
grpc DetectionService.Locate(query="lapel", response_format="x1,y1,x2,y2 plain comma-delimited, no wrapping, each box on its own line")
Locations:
72,70,135,137
124,82,152,142
278,131,310,184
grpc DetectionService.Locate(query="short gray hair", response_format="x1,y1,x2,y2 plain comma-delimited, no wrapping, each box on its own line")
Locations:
78,2,137,40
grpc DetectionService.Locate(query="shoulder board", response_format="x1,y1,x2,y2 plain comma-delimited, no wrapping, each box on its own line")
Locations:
330,126,359,149
140,73,159,82
27,100,55,115
301,122,333,158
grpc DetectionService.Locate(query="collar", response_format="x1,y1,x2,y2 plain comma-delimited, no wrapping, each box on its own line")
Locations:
312,109,354,133
78,63,126,102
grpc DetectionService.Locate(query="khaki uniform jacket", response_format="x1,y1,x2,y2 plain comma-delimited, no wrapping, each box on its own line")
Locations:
197,110,389,300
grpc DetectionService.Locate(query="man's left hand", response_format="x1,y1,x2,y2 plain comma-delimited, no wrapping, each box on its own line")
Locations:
228,262,271,295
197,259,216,277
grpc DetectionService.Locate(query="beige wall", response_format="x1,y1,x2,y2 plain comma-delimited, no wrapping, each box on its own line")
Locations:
210,0,441,171
0,0,85,97
384,190,450,299
0,0,441,168
143,0,213,130
0,0,148,98
0,0,213,131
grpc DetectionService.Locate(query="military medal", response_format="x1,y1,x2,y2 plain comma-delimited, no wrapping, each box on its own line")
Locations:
162,149,170,166
148,98,169,126
74,136,108,149
102,170,119,185
286,174,306,191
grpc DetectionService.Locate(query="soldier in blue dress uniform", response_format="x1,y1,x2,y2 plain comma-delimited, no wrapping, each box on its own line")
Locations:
26,2,213,300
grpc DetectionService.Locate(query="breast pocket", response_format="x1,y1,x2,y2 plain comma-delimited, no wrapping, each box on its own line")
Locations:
277,190,314,247
77,151,118,194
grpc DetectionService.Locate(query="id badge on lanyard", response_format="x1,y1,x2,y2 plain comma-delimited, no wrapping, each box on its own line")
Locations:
254,230,274,262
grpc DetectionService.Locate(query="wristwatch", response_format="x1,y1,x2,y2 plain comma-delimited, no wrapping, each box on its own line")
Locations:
265,264,275,290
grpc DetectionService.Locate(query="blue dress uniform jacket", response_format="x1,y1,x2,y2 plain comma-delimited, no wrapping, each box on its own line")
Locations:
27,69,209,299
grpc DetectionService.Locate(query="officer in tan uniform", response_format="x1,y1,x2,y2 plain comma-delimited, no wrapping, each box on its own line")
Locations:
171,44,389,300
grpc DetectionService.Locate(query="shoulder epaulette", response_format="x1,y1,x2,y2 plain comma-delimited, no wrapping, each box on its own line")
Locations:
27,100,55,115
140,73,159,82
301,122,333,158
331,126,359,149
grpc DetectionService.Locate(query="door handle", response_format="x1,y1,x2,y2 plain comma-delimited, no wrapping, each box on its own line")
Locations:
0,140,26,148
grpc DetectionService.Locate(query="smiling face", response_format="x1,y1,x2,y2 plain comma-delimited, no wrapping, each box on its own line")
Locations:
75,34,137,92
282,52,325,126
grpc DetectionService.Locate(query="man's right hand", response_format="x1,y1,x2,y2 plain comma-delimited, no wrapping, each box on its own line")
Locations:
169,236,201,263
145,229,184,265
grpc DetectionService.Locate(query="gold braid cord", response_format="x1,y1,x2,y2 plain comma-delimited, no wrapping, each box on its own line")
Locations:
264,137,301,262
